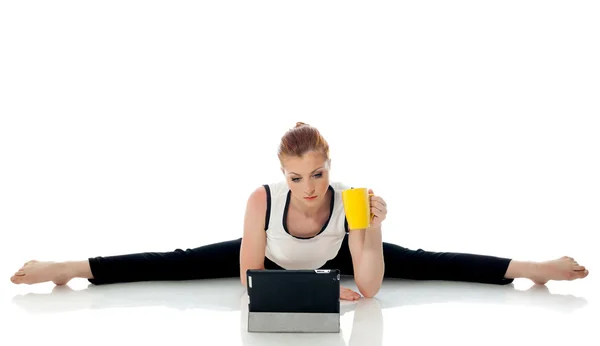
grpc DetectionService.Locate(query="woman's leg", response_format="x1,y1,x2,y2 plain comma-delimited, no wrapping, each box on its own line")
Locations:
87,238,244,285
381,242,514,285
10,238,246,286
383,243,589,285
321,235,512,284
321,235,588,286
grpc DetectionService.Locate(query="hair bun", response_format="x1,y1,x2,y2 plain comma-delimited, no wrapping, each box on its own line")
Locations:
295,121,307,128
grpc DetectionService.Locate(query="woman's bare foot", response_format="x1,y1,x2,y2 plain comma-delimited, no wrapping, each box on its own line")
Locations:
10,260,92,285
507,256,589,285
530,256,589,285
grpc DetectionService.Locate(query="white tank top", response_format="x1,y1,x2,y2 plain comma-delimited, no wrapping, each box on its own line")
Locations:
263,181,350,270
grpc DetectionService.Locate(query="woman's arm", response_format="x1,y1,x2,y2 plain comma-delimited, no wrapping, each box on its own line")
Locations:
239,186,268,288
347,190,387,298
348,225,385,298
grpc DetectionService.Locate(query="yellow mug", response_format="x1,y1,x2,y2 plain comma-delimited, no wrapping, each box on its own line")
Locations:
341,187,374,230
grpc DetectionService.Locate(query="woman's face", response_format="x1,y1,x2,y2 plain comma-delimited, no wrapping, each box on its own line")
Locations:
281,151,331,208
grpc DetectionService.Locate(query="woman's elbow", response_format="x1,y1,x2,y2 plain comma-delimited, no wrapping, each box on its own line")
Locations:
354,268,384,298
239,264,265,288
240,272,248,288
239,267,253,288
355,276,383,298
357,284,381,298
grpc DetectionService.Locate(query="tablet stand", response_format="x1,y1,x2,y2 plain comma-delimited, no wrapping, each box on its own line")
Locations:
248,311,340,333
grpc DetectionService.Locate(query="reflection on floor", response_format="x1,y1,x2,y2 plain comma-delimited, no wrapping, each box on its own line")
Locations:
6,275,595,346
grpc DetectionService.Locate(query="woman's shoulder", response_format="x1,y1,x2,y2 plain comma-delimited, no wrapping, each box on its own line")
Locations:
245,185,268,209
262,180,289,197
245,181,288,209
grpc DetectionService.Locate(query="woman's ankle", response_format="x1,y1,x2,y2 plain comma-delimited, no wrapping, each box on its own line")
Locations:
504,260,538,279
63,260,93,280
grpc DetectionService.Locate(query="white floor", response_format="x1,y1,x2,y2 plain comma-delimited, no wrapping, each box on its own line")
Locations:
4,265,597,346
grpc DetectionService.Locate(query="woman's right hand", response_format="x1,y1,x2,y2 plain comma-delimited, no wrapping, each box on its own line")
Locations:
340,286,361,301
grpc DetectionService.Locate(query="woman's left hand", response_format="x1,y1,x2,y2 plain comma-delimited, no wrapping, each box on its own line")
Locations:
368,189,387,228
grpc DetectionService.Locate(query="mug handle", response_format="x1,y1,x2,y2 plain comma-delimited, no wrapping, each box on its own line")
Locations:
369,192,375,221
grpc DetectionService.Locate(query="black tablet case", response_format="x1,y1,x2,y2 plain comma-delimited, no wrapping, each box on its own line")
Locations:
246,269,341,333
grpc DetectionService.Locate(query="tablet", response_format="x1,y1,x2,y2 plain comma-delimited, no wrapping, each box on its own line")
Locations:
246,269,341,333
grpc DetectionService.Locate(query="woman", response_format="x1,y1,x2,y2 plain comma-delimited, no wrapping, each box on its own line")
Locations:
10,122,589,300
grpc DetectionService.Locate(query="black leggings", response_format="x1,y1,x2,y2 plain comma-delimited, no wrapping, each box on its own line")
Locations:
87,234,514,286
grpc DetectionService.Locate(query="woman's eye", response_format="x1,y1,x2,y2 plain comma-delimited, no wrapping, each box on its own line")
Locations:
313,173,322,178
291,177,300,182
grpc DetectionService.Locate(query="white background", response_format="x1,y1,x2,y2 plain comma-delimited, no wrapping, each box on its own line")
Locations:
1,1,599,345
